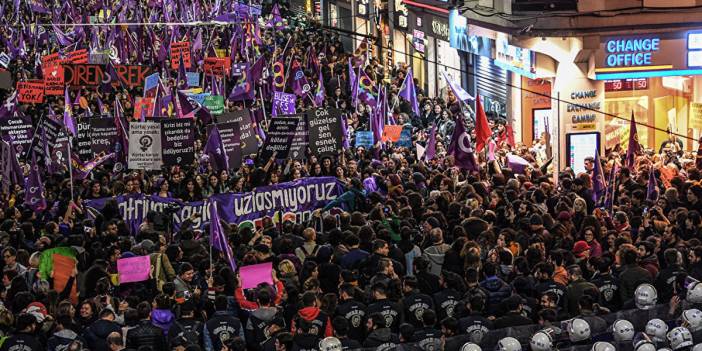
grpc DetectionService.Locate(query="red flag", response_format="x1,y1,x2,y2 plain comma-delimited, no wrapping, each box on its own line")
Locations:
475,97,491,153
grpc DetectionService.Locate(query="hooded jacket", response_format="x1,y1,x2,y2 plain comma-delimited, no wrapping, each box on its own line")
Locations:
423,242,450,276
363,328,400,350
47,329,86,351
291,306,333,338
480,276,512,314
245,306,280,350
151,308,176,335
82,318,121,351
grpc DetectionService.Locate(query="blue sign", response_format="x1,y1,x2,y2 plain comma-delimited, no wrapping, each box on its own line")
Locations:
396,127,412,148
605,38,660,67
355,131,374,148
186,72,200,87
144,73,160,92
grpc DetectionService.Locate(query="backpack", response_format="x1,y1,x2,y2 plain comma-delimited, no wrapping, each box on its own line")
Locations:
300,244,320,261
173,320,201,346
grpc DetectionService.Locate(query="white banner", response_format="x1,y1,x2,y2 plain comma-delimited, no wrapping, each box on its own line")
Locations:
128,121,162,170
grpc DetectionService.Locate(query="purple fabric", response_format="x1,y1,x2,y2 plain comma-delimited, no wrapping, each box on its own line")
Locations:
591,151,606,204
646,167,658,202
625,111,640,169
24,152,47,212
210,201,236,271
203,124,229,171
63,88,76,136
447,117,479,171
398,68,420,116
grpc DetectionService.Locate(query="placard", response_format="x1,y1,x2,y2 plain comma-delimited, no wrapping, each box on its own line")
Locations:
239,262,273,289
272,91,296,116
128,122,163,170
134,97,155,120
41,53,61,69
32,117,61,161
261,117,299,160
76,121,92,160
43,64,65,95
218,110,258,156
144,72,160,93
52,254,78,304
117,256,151,283
355,131,374,148
90,118,118,156
396,126,412,147
204,95,224,115
208,121,242,169
204,57,231,77
381,125,403,142
309,108,342,156
67,49,88,64
170,41,192,69
17,81,45,103
286,114,308,160
161,119,195,166
186,72,199,87
0,115,33,158
0,53,10,68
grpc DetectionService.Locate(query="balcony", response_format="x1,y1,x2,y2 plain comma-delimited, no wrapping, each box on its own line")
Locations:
511,0,577,12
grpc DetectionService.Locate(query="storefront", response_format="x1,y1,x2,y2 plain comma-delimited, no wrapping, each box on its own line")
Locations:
351,0,370,51
329,0,354,50
592,32,702,152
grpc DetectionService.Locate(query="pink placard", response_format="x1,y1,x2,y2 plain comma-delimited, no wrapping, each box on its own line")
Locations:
117,256,151,283
239,262,273,289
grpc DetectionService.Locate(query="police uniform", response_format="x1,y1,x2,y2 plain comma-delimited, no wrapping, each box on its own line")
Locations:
335,299,367,342
433,288,460,321
402,291,435,328
366,299,403,333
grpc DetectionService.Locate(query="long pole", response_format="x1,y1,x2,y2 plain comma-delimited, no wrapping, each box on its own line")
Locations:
258,87,268,126
67,134,74,202
209,201,214,279
24,112,45,163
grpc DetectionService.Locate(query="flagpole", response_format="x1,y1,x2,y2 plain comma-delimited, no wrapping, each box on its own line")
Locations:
209,201,214,280
24,112,45,163
67,134,74,202
258,87,268,126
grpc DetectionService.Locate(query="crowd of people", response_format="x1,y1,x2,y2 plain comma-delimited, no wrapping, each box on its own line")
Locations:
1,1,702,351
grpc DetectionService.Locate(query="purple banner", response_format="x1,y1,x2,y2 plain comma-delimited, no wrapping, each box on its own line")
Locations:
83,177,343,233
207,121,241,169
272,91,296,117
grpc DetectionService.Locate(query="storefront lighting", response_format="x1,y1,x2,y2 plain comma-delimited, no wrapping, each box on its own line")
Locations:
595,68,702,80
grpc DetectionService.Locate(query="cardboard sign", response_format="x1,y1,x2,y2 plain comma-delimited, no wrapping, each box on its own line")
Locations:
128,122,163,170
52,254,78,304
186,72,199,87
239,262,273,289
67,49,88,64
272,92,296,117
355,131,374,148
204,57,231,77
42,53,61,69
117,256,151,283
63,64,153,88
43,65,64,95
134,97,155,120
261,117,299,160
396,126,413,148
90,118,118,156
218,110,258,157
309,108,342,156
170,41,192,69
17,81,45,103
161,119,195,166
381,125,403,142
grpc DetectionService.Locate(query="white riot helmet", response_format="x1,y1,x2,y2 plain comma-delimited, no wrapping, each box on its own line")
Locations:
635,284,658,310
687,282,702,304
667,327,693,350
634,340,657,351
591,342,616,351
319,337,342,351
646,319,670,342
462,343,482,351
530,331,554,351
568,318,591,343
496,337,522,351
681,309,702,332
692,344,702,351
613,319,636,342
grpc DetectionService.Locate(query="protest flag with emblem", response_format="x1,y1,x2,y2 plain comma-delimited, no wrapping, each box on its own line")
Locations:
289,59,310,97
210,201,236,272
271,58,285,93
441,71,473,104
229,63,254,101
71,152,115,180
625,111,641,169
425,125,437,161
24,152,46,212
314,70,325,107
399,68,420,117
448,117,479,171
63,87,76,136
356,69,378,107
204,125,229,172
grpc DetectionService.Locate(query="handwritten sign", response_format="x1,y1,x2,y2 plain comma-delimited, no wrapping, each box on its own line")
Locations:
117,256,151,283
204,57,231,77
355,131,374,148
67,49,88,64
17,81,45,103
170,41,192,69
43,65,64,95
381,125,403,142
239,262,273,289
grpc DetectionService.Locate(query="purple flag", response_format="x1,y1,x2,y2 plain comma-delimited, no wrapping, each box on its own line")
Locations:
425,125,436,161
399,68,420,116
646,167,658,202
314,70,325,107
604,163,619,213
114,99,129,164
71,152,115,180
507,154,530,174
175,90,196,119
210,202,236,271
204,125,229,171
266,3,285,29
229,63,254,101
24,152,46,212
441,71,473,103
625,111,640,169
340,114,349,149
250,56,266,85
348,58,358,104
447,118,479,171
63,88,76,136
357,69,378,107
289,60,310,97
177,55,188,89
591,151,606,203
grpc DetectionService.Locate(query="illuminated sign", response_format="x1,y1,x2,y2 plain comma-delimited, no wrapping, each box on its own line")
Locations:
495,33,536,79
595,32,702,80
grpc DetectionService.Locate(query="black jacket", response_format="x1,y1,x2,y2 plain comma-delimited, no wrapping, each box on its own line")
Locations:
47,329,86,351
205,310,244,351
168,318,204,348
363,328,401,350
0,332,42,351
493,311,533,329
656,264,687,301
335,299,366,341
618,264,653,303
366,298,403,333
402,291,434,328
126,320,167,351
83,319,121,351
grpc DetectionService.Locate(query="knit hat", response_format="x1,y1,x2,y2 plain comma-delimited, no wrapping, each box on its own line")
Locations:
573,241,591,257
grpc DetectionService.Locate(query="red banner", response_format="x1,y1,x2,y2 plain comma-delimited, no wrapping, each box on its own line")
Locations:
204,57,231,77
42,53,61,69
62,64,153,88
170,42,192,69
67,49,89,64
17,80,45,103
43,65,64,95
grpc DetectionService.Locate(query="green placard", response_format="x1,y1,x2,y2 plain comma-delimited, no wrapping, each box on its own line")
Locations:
204,95,224,115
